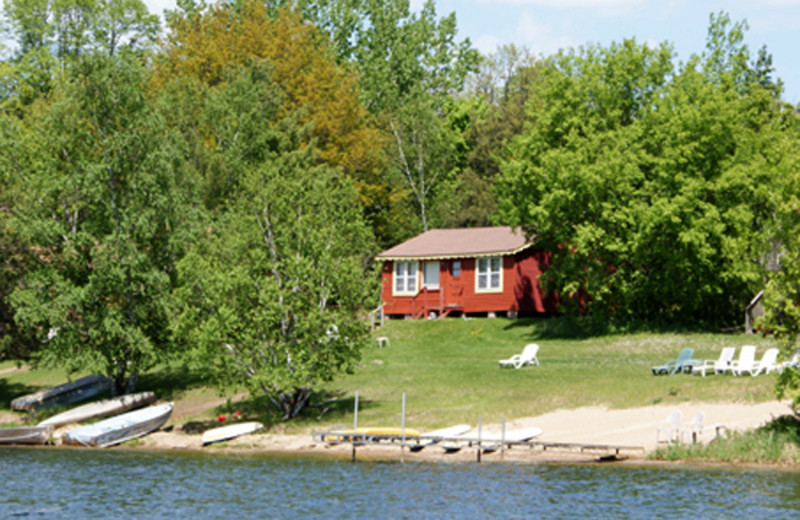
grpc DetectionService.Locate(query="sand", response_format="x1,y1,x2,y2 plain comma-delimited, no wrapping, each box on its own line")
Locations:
125,399,794,464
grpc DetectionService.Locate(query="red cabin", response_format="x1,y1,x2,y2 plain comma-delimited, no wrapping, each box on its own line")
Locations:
376,226,557,319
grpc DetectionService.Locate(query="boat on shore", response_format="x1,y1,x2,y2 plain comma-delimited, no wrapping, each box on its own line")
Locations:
10,375,110,413
202,421,264,446
0,425,54,445
38,392,157,428
62,403,173,447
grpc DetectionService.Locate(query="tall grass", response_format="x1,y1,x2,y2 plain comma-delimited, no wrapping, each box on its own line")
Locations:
653,415,800,465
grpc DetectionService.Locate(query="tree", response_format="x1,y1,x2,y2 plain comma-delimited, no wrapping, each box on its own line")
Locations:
155,1,383,214
3,52,191,394
495,15,789,327
1,0,158,106
284,0,479,238
170,61,377,419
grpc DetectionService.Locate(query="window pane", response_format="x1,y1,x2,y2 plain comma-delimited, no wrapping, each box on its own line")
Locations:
491,273,500,288
478,274,487,289
491,258,501,272
395,278,404,292
478,258,487,273
452,261,461,277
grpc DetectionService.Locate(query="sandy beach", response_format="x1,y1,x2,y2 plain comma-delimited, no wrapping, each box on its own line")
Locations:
107,399,795,464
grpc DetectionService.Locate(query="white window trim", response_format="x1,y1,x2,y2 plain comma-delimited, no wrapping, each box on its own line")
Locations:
392,261,418,296
475,256,503,294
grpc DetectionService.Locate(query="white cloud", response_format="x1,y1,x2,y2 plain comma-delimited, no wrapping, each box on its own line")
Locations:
515,11,576,55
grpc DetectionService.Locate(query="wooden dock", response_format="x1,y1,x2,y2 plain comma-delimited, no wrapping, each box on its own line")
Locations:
312,431,645,461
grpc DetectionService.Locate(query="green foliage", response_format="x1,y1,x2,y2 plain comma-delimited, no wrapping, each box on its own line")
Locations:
3,52,191,394
495,17,793,328
170,61,378,420
653,415,800,465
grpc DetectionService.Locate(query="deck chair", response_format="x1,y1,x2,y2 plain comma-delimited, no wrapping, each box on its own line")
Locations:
657,410,682,443
692,347,736,377
651,348,694,375
499,343,540,369
681,412,705,444
751,348,780,376
730,345,757,376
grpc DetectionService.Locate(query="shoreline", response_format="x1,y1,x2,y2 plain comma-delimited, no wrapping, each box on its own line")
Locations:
32,398,794,466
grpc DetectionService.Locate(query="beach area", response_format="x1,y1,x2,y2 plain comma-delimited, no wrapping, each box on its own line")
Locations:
83,398,795,464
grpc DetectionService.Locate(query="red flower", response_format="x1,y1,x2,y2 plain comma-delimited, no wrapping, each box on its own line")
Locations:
218,414,226,422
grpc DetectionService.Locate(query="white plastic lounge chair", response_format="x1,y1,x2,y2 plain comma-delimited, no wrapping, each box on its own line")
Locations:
681,412,705,444
498,344,540,369
657,410,682,444
692,347,736,377
729,345,757,376
750,348,780,376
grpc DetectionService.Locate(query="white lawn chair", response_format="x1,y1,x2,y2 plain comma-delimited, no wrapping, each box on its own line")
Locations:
692,347,736,377
498,344,540,369
681,412,705,444
657,410,682,444
751,348,780,376
729,345,757,376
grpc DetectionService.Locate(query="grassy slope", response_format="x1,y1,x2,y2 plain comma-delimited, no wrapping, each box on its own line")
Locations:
1,318,784,431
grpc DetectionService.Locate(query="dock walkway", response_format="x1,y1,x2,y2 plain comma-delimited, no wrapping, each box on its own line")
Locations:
312,431,645,461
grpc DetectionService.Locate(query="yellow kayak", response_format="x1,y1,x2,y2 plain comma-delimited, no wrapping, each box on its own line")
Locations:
324,427,420,442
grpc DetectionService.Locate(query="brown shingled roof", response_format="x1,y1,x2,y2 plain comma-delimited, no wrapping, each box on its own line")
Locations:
376,226,531,260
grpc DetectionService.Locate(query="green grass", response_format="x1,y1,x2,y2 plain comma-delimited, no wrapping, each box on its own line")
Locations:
298,317,782,430
0,317,787,434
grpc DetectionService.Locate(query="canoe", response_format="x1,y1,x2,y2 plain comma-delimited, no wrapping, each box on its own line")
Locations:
38,392,156,428
202,421,264,446
62,403,173,447
0,425,53,445
10,375,111,413
409,424,472,452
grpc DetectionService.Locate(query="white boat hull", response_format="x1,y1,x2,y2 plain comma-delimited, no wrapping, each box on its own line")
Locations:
62,403,173,447
38,392,156,428
202,422,264,445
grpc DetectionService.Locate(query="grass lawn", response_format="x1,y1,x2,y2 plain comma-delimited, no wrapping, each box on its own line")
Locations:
302,317,783,431
1,317,786,432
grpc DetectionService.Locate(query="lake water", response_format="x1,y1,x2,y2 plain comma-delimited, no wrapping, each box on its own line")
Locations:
2,448,800,519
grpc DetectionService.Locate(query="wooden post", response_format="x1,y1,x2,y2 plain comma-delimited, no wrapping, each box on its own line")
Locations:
352,391,359,462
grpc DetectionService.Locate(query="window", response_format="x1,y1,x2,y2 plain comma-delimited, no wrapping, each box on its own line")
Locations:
393,261,418,296
422,261,440,290
452,261,461,277
476,257,502,293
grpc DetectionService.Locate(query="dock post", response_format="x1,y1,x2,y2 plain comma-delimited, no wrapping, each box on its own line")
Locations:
501,418,506,460
401,392,406,461
352,391,359,462
477,418,482,463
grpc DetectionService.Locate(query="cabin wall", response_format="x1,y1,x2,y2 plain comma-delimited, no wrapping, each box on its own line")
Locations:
380,249,556,317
